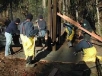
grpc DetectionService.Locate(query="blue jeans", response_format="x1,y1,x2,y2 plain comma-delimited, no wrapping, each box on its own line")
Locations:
39,30,46,37
5,32,12,56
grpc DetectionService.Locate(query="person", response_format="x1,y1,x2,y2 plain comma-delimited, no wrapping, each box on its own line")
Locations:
78,18,93,41
5,18,20,56
73,34,102,75
37,15,47,37
37,30,53,52
73,33,102,62
63,23,75,47
20,13,38,67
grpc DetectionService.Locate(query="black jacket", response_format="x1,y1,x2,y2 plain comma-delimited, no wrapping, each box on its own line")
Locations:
5,21,19,35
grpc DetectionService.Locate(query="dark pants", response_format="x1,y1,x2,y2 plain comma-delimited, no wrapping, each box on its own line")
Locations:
12,35,20,45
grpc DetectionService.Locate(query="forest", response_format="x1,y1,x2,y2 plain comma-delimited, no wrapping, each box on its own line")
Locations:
0,0,101,36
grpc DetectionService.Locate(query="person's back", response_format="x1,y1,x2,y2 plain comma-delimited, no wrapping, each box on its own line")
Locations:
20,20,36,37
38,19,46,30
37,15,47,37
38,15,46,30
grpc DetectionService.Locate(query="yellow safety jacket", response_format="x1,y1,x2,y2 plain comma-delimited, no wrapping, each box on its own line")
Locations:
65,28,74,41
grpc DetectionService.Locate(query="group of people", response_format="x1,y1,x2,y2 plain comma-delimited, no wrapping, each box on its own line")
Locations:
4,13,102,69
64,17,102,62
4,13,53,67
64,17,102,74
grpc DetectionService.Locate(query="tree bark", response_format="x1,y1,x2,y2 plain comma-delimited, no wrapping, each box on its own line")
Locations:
96,0,101,36
10,2,13,20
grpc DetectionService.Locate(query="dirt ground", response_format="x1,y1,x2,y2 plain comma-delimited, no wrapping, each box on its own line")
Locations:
0,48,77,76
0,52,91,76
0,38,102,76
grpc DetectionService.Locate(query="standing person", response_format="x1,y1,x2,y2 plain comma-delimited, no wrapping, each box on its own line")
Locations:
37,15,47,37
5,18,20,56
79,18,93,41
20,13,38,67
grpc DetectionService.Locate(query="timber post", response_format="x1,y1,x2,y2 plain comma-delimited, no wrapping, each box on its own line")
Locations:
48,0,53,37
52,0,57,51
57,7,61,45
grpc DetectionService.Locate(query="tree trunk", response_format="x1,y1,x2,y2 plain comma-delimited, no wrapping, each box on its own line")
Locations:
42,0,46,14
58,0,62,12
75,6,78,22
10,2,13,20
42,0,46,9
48,0,52,37
63,0,66,22
96,0,101,36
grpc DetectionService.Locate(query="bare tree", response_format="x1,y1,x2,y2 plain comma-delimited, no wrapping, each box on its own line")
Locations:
96,0,102,36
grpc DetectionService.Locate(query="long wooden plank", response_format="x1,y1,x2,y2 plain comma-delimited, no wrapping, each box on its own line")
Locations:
48,68,58,76
57,13,102,42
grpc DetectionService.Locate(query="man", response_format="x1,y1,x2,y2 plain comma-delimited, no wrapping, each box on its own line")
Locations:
73,34,102,75
73,29,102,62
20,13,38,67
5,18,20,56
79,18,93,41
37,15,47,37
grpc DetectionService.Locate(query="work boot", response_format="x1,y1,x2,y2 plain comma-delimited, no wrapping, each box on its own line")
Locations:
26,56,33,64
26,56,36,67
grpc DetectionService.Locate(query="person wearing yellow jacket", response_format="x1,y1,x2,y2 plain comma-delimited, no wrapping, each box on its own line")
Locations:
74,34,102,62
20,14,38,67
73,34,102,75
63,23,74,47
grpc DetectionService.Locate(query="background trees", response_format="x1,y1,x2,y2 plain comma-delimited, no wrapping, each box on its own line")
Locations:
0,0,101,35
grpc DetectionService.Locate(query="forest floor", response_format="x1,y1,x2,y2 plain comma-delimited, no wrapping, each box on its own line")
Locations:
0,36,102,76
